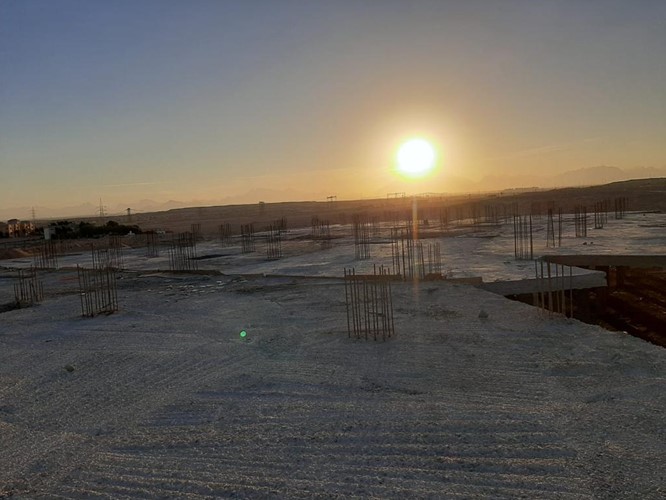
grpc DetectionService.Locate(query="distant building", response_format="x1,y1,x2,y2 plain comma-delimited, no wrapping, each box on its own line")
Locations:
20,221,35,236
0,222,8,237
7,219,19,237
6,219,35,237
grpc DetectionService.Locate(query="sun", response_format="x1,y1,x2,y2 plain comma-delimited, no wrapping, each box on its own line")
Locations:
396,138,436,178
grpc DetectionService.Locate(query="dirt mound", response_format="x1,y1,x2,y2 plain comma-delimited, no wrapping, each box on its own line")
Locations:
0,248,33,260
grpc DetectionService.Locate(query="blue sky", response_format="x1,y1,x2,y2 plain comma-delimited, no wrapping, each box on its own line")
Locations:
1,0,665,214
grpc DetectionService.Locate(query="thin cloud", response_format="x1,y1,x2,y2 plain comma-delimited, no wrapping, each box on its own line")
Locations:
72,181,167,189
103,182,165,188
488,137,601,162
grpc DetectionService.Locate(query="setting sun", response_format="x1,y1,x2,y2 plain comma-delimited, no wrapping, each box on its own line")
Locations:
396,138,436,178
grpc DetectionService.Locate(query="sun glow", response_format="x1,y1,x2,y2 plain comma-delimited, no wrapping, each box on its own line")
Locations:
396,138,436,178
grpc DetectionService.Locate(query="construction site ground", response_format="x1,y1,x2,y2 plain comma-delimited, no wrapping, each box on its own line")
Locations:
0,210,664,498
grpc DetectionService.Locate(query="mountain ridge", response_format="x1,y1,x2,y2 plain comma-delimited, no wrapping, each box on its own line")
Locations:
2,166,664,219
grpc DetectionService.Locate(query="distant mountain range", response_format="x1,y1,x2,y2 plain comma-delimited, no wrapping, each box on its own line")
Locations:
475,166,666,193
415,166,666,195
2,166,664,220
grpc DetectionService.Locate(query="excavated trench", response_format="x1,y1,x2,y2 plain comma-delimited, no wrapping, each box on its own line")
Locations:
0,301,21,314
508,262,666,348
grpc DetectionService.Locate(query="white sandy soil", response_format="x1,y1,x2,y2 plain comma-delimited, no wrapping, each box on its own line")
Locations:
0,212,664,498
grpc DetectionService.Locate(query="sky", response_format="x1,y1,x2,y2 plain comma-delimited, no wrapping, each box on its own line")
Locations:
1,0,665,217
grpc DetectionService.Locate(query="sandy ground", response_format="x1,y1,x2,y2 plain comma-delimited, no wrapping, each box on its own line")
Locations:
5,212,666,281
0,212,665,498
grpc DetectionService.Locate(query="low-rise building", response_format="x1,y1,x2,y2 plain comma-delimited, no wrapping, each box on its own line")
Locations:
7,219,19,237
20,220,36,235
6,219,35,237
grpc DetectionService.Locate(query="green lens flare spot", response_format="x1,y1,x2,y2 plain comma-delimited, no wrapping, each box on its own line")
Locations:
240,330,247,338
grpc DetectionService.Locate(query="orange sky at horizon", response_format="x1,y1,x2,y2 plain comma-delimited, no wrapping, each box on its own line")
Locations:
1,1,664,216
